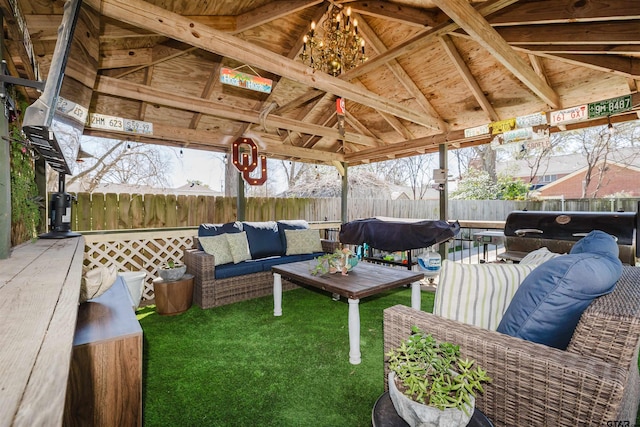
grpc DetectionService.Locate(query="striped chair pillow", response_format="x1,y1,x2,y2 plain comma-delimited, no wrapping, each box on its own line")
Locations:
433,260,537,331
519,247,563,265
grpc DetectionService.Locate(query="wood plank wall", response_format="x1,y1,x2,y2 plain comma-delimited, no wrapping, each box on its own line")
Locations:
0,237,85,426
68,193,640,232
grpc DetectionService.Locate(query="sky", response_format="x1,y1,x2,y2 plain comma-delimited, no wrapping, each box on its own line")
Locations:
169,147,226,191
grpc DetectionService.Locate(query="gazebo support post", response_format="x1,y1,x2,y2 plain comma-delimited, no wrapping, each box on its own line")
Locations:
438,143,449,261
0,14,10,259
341,162,348,224
237,170,245,221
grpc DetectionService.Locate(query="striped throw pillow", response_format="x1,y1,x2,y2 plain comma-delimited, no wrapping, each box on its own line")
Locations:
519,247,563,265
433,260,537,331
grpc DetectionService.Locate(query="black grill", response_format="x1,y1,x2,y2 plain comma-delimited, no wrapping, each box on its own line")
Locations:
501,210,637,265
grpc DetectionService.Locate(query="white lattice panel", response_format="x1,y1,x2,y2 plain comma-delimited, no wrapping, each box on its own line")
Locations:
84,229,196,301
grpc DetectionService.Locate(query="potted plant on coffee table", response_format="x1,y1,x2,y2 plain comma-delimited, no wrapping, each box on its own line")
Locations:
158,258,187,282
386,326,491,427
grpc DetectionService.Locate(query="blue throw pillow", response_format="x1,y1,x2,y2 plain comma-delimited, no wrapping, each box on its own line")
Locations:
197,222,241,250
277,220,310,255
496,230,622,350
242,221,283,259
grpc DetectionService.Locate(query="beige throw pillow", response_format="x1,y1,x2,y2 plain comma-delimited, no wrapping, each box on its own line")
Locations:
80,264,117,303
285,229,323,255
225,231,251,263
199,234,234,266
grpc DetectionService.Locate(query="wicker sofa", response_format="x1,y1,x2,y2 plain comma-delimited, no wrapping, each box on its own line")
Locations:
383,266,640,426
184,221,339,309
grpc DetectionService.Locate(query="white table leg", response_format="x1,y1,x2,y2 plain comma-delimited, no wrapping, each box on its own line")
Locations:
273,273,282,316
411,281,421,311
348,298,361,365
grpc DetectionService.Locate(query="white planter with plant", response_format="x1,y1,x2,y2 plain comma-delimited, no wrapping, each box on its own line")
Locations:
386,326,491,427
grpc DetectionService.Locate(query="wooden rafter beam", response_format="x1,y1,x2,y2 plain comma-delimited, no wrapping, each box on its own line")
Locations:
492,21,640,45
83,123,344,162
430,0,560,108
234,0,323,33
520,45,640,55
352,79,414,141
341,0,521,80
439,34,499,122
98,0,442,130
528,54,550,86
188,58,224,129
347,94,640,164
113,46,198,78
98,47,152,69
356,13,446,130
533,52,640,79
346,1,446,28
94,76,380,147
488,0,640,26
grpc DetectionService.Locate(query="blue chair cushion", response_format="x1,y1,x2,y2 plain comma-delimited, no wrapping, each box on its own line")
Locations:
197,222,241,250
277,220,310,255
242,221,283,259
496,230,622,350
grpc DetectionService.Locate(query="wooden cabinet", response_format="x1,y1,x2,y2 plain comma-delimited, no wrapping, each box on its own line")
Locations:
64,278,143,426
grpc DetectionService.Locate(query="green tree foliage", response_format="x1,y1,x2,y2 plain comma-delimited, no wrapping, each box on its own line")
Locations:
451,168,528,200
10,126,41,245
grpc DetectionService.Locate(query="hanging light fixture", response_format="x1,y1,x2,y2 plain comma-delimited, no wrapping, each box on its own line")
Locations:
607,116,616,136
300,5,367,76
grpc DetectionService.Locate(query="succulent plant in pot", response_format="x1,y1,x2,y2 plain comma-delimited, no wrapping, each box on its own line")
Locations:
309,248,357,276
158,258,187,282
386,326,491,427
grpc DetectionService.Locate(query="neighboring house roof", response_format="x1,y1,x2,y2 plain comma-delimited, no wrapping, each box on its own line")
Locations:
535,160,640,198
497,147,640,180
66,182,223,196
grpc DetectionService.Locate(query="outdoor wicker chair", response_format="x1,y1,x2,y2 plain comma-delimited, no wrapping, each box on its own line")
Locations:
383,266,640,426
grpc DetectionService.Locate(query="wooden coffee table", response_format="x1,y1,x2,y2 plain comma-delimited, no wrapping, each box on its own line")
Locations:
272,261,424,365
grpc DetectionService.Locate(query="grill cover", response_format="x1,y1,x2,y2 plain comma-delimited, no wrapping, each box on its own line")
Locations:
339,218,460,251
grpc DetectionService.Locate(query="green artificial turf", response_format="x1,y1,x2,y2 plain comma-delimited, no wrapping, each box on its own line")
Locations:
137,285,434,427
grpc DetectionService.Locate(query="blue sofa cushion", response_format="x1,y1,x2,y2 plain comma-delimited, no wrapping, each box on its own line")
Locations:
257,252,324,272
214,259,264,279
242,221,283,259
277,220,310,255
198,222,241,250
497,230,622,350
214,253,324,279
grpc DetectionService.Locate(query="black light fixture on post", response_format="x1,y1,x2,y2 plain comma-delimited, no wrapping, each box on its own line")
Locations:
21,0,82,239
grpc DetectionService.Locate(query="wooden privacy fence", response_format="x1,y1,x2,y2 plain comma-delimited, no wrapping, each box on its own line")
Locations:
70,192,640,232
71,193,341,231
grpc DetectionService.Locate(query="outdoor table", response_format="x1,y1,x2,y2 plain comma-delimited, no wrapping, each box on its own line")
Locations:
272,261,423,365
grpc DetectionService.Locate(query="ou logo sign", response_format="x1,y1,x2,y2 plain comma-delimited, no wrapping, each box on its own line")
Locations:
231,137,267,185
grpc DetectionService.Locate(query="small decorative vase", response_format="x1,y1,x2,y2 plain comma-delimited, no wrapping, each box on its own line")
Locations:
158,264,186,281
388,372,474,427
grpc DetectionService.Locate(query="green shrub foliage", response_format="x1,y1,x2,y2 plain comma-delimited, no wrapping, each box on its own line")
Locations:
9,101,41,245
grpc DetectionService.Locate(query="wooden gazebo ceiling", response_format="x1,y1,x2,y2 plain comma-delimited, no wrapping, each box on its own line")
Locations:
3,0,640,166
